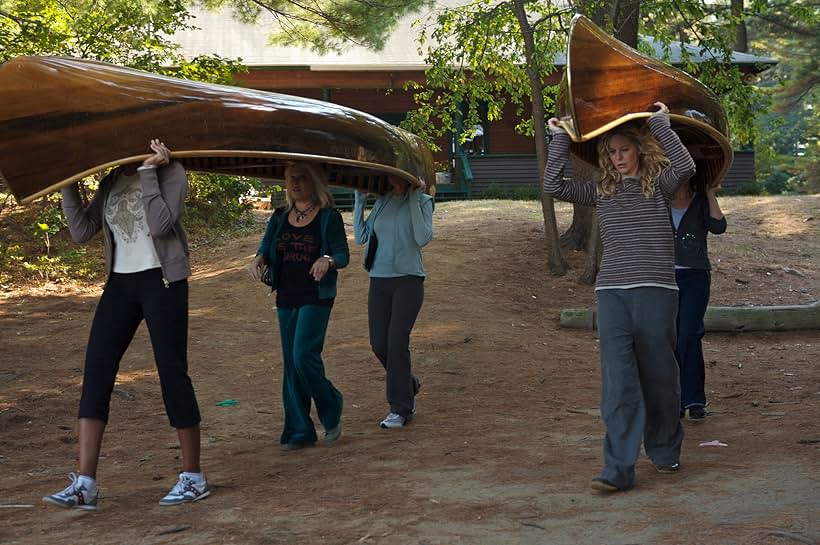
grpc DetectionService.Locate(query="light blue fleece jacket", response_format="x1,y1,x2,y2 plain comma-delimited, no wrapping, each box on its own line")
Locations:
353,189,434,277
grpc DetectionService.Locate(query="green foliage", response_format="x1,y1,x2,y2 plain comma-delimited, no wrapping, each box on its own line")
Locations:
0,243,25,288
480,184,540,201
0,0,192,66
734,181,764,196
200,0,432,53
762,170,790,195
402,0,567,150
30,202,67,255
184,173,264,242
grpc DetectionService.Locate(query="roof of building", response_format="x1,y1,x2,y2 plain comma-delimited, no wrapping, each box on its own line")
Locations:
173,3,776,71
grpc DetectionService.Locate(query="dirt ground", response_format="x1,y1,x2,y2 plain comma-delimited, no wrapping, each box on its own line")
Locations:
1,196,818,545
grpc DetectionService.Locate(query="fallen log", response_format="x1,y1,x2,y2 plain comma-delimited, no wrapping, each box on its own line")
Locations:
559,301,820,332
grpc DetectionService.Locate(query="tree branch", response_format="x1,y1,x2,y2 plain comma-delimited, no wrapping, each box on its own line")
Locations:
0,8,35,27
751,14,816,37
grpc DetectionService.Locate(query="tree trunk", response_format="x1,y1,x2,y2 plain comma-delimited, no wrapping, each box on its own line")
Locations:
732,0,748,52
578,209,601,285
615,0,640,48
560,203,594,250
560,157,599,251
560,301,820,332
512,0,567,275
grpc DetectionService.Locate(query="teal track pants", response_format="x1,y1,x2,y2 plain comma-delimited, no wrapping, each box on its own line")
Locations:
276,305,343,445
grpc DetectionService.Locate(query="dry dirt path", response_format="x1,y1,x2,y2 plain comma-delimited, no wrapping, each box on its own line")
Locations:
1,197,818,545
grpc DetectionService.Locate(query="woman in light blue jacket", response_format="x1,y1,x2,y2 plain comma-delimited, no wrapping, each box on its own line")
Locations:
353,177,434,428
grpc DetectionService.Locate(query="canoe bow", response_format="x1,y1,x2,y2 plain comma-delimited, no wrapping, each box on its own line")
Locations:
557,15,733,190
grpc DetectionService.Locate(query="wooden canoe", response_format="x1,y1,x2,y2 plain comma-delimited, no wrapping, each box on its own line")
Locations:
0,56,435,204
557,15,732,190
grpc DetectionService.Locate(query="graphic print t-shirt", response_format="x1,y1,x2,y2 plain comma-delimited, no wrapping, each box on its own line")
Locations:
105,173,161,273
275,215,331,308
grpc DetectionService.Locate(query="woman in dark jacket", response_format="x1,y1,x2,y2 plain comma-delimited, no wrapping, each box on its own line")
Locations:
671,181,726,420
249,162,350,450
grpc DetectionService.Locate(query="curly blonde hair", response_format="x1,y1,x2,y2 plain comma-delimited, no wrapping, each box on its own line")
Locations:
596,124,670,198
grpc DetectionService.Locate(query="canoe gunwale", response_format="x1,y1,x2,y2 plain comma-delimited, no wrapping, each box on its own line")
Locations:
559,113,734,188
15,151,423,205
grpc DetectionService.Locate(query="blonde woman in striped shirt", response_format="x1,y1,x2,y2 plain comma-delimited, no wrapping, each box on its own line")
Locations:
544,102,696,493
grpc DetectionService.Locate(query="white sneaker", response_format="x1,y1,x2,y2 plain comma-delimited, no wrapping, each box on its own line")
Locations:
158,473,211,506
42,473,98,510
380,412,408,429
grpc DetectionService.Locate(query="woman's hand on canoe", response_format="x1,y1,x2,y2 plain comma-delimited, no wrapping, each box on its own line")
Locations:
652,102,669,116
547,118,565,135
142,139,171,167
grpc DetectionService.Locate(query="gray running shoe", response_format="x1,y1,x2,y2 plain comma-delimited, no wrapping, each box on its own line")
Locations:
43,473,98,510
158,473,211,506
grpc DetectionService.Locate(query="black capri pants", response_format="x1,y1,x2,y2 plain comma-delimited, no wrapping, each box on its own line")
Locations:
78,268,201,428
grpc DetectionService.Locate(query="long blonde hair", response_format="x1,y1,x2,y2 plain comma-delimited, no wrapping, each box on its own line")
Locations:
596,124,670,198
284,162,335,209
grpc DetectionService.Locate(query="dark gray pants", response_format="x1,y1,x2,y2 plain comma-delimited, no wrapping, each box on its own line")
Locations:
596,287,684,489
368,276,424,417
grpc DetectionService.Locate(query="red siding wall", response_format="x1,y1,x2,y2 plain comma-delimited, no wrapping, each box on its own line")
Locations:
245,69,538,160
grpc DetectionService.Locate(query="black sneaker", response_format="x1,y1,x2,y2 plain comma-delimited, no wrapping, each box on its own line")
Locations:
689,406,706,420
655,462,681,474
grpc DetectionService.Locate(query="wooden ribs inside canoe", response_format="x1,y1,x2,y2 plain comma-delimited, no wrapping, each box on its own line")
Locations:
0,56,435,204
557,15,733,190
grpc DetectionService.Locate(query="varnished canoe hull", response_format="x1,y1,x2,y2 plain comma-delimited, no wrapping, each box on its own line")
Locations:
557,15,732,190
0,56,435,204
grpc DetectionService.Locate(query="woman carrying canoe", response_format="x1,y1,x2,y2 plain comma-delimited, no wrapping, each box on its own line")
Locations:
44,140,210,510
249,162,349,450
544,102,696,492
353,176,433,429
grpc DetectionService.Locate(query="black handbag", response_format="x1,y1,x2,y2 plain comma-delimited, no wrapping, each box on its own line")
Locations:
261,263,273,286
260,207,285,287
364,231,379,272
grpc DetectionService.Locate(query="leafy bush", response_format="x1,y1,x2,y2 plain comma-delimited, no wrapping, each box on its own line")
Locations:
763,170,791,195
480,184,508,199
734,181,765,196
480,184,540,200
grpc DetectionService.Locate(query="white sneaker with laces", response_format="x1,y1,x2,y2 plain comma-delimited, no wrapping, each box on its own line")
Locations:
380,412,408,429
42,472,98,510
159,473,211,506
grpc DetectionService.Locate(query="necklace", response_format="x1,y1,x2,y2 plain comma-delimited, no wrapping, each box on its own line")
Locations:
293,202,317,222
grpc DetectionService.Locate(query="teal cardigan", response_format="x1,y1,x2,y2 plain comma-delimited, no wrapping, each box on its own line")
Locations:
256,207,350,300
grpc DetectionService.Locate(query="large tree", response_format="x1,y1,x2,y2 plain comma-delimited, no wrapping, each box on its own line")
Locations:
402,0,571,274
403,0,783,279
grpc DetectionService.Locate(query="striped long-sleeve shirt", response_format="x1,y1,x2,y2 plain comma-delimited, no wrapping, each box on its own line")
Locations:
543,114,696,291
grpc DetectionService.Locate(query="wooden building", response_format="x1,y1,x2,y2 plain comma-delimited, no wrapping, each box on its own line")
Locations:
175,3,773,199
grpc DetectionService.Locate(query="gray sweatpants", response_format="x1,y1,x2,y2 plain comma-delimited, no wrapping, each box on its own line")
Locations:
596,287,684,489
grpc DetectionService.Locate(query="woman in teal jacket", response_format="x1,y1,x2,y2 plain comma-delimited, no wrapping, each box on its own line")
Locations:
354,177,434,428
249,162,350,450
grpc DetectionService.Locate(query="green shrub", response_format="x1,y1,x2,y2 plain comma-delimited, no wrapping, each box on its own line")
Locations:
734,181,765,196
508,186,541,201
763,170,791,195
481,184,540,200
480,184,508,199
